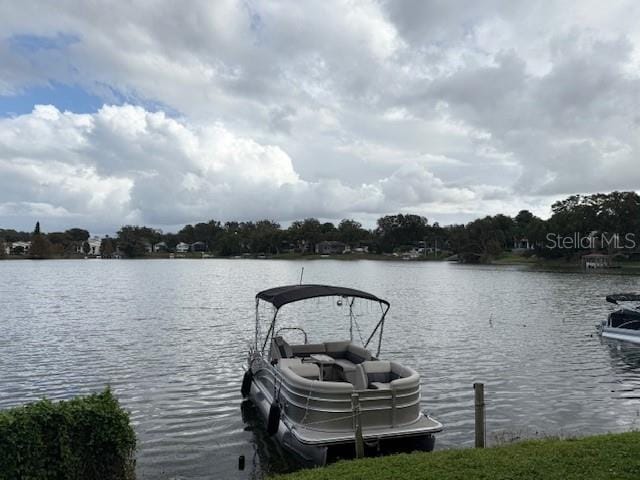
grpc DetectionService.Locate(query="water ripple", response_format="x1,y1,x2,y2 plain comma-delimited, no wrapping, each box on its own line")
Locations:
2,260,640,478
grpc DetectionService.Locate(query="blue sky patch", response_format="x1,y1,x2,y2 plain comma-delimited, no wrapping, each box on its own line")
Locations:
8,33,80,53
0,82,104,116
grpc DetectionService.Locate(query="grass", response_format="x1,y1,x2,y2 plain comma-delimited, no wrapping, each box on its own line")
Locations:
273,432,640,480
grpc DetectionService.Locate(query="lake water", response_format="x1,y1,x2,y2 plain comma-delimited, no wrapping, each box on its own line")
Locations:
2,259,640,479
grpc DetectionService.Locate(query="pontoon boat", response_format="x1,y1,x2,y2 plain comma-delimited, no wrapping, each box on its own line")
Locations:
241,284,443,465
598,293,640,344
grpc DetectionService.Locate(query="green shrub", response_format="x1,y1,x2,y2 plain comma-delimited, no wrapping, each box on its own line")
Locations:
0,387,136,480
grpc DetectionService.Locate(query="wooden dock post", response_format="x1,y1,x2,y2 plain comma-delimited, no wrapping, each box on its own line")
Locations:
474,382,485,448
352,393,365,458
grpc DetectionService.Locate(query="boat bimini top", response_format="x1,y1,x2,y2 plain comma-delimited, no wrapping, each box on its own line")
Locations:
255,284,390,358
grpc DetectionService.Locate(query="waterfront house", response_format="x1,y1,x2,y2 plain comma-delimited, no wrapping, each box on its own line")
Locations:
88,236,102,255
315,241,346,255
513,237,534,252
191,241,207,252
176,242,190,253
582,253,612,269
9,241,31,255
153,242,168,252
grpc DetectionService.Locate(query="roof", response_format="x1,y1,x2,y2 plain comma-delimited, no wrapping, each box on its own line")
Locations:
256,284,389,309
606,293,640,304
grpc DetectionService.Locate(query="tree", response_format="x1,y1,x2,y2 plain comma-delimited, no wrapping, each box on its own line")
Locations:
0,239,5,258
375,214,429,252
117,226,158,257
320,222,337,240
287,218,322,252
65,228,90,243
251,220,281,254
82,241,91,255
101,237,115,258
29,221,51,259
337,219,368,245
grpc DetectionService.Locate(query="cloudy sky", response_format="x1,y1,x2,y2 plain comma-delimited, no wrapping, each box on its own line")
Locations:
1,1,639,234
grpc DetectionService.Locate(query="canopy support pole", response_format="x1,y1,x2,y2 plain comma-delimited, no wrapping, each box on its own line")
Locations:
364,302,390,357
261,308,280,355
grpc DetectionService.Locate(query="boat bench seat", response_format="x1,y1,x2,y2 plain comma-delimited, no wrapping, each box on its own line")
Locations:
350,361,417,390
324,341,372,364
290,343,326,357
370,382,392,390
279,358,320,380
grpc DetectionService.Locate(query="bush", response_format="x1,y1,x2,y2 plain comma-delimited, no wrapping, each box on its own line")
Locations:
0,388,136,480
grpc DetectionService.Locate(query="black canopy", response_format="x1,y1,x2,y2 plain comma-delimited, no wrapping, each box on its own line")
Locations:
606,293,640,304
256,284,389,309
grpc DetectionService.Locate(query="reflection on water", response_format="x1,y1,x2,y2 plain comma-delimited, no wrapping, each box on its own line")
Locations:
240,401,301,478
1,259,640,479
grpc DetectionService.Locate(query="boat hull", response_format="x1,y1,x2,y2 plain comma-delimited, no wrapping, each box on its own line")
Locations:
246,369,441,466
601,326,640,344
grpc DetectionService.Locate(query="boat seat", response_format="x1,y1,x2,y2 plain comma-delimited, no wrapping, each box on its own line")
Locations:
352,364,369,390
334,359,359,385
334,358,356,371
370,382,392,390
361,361,403,388
287,363,320,380
271,336,293,360
278,358,303,369
290,343,326,357
324,341,372,364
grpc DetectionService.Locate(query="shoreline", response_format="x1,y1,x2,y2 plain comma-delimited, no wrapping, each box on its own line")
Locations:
274,431,640,480
4,252,640,274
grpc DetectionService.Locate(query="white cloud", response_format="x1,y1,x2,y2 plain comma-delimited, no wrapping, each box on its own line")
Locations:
0,105,480,231
1,1,640,231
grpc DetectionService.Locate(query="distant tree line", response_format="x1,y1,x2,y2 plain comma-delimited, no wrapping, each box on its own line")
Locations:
2,191,639,261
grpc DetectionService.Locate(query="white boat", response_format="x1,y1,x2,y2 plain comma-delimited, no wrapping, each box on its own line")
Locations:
598,293,640,344
241,284,443,465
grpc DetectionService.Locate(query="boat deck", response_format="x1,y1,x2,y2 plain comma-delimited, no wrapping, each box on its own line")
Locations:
289,413,443,445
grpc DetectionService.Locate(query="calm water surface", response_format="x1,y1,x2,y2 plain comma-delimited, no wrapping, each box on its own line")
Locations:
2,259,640,478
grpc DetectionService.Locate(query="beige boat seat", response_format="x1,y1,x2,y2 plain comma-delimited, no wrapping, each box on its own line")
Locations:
356,360,412,390
324,341,372,364
290,343,326,357
279,358,320,380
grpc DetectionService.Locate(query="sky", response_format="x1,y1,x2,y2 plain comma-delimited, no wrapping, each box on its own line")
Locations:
1,1,639,234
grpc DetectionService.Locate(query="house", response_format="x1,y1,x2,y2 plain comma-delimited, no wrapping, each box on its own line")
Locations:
9,241,31,255
279,241,296,254
315,241,346,255
513,237,533,251
87,236,102,255
154,242,168,252
191,241,207,252
176,242,190,253
582,253,612,269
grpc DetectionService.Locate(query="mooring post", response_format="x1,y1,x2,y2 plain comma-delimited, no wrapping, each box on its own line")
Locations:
474,382,485,448
352,392,364,458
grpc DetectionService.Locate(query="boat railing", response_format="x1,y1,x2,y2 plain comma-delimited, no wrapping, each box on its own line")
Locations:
614,319,640,330
271,362,422,430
